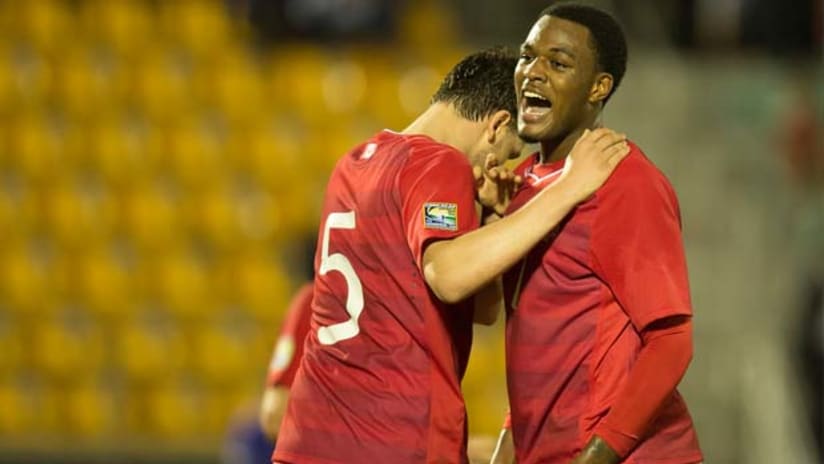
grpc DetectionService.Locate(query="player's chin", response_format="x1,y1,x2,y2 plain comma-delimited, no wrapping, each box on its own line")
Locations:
517,122,548,144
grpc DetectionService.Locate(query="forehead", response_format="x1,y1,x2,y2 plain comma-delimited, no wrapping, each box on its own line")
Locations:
522,15,594,58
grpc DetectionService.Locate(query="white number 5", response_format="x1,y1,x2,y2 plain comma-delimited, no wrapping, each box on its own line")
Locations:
317,211,364,345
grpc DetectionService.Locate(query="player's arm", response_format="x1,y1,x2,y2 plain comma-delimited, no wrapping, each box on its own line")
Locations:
259,386,290,441
570,435,620,464
579,316,693,463
576,166,695,462
471,167,517,325
259,284,314,441
423,128,628,304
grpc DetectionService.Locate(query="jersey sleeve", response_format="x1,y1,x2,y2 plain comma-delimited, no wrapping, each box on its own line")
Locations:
590,156,692,331
398,144,480,270
266,283,314,388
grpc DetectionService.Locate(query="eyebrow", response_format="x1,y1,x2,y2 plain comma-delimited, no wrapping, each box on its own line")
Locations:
520,43,577,59
549,47,576,58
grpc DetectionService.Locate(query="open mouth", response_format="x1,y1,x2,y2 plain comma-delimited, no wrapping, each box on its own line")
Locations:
521,90,552,118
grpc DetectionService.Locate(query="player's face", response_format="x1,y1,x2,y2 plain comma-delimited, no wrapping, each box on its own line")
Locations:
515,16,599,143
490,126,526,165
468,124,525,169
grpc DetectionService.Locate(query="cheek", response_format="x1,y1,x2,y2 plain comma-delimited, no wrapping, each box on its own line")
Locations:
514,67,526,86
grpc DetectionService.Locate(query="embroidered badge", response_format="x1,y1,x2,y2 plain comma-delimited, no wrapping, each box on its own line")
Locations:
423,202,458,231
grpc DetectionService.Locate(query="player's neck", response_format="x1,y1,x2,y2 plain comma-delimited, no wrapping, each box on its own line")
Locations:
538,114,601,164
539,128,585,164
402,103,481,155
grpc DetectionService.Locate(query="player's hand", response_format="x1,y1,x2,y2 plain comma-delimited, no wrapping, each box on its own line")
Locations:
557,128,629,202
569,436,621,464
474,153,523,216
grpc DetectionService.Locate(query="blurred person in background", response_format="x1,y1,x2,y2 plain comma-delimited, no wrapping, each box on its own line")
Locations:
259,237,318,443
779,69,824,463
221,283,313,464
223,238,316,464
259,283,314,442
498,4,702,463
273,47,628,464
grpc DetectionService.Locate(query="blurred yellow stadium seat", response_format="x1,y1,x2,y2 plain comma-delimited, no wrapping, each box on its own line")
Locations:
0,192,13,244
158,0,234,61
269,45,331,126
31,315,105,382
397,0,460,54
321,57,368,118
185,185,243,251
0,320,23,378
70,247,133,319
115,317,186,384
63,380,117,438
128,48,193,123
7,48,53,109
217,251,292,323
0,188,38,247
315,122,376,173
79,0,154,58
144,380,203,438
0,245,50,315
87,118,153,188
230,123,299,187
0,0,482,447
360,62,406,129
118,182,183,252
205,53,266,126
5,114,64,186
0,382,31,436
52,48,120,121
15,0,73,54
164,121,226,190
37,383,64,435
190,324,254,386
203,384,257,436
397,64,442,118
40,179,117,250
146,249,213,320
461,331,508,435
0,46,13,114
279,182,322,240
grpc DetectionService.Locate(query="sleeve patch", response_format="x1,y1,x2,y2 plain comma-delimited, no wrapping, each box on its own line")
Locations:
423,202,458,231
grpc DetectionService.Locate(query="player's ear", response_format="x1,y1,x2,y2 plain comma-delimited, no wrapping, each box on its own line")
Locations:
487,110,513,144
589,72,613,104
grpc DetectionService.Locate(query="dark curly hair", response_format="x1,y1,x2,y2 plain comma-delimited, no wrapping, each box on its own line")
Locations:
431,47,518,129
541,3,627,103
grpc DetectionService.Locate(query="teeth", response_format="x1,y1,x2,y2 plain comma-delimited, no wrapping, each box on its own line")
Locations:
523,91,547,101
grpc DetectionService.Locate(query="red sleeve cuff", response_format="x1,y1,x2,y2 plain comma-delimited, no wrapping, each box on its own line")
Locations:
593,422,639,458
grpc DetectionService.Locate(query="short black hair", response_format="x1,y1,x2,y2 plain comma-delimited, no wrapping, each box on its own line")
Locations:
431,47,518,128
541,3,627,103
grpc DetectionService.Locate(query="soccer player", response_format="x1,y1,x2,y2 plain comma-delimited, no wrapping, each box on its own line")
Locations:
259,282,314,441
500,4,703,463
272,48,628,464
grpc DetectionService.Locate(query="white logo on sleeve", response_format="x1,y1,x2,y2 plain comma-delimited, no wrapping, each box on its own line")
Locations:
360,143,377,160
269,335,295,372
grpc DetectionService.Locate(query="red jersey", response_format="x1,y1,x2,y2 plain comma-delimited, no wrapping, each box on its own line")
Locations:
266,283,314,389
273,130,479,464
503,144,703,464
